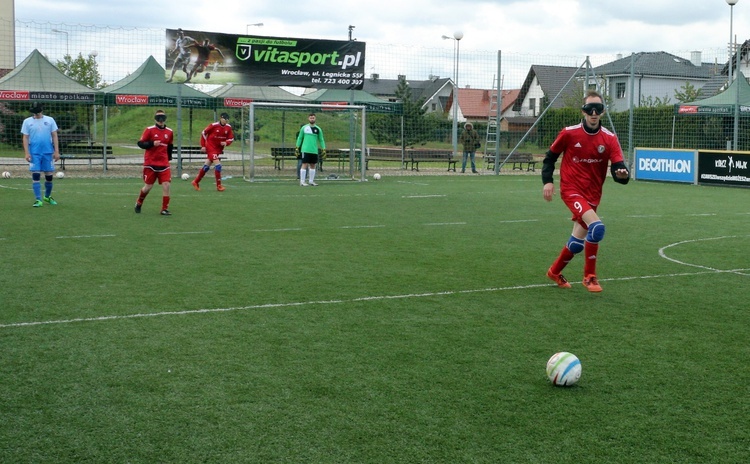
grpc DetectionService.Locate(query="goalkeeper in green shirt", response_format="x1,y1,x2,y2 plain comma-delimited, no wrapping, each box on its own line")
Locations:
295,113,326,186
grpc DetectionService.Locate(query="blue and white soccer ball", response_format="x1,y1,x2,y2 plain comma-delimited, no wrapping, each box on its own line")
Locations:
546,352,582,386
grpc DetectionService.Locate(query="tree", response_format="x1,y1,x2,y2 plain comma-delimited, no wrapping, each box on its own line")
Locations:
674,81,702,103
56,52,104,89
369,77,432,147
640,94,672,108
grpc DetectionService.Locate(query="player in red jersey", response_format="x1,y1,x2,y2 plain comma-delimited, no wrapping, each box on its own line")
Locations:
135,109,174,215
542,90,630,292
192,112,234,192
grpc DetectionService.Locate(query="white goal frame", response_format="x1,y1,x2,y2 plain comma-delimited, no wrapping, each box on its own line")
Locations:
243,101,367,182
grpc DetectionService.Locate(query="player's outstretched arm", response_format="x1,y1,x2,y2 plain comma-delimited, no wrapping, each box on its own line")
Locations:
610,161,630,185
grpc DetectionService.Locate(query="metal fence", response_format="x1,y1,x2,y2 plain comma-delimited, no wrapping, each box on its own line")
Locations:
1,19,743,176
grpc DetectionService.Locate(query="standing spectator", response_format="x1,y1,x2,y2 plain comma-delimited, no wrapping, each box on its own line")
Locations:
21,102,60,207
542,90,630,292
166,28,196,83
458,122,480,173
296,113,326,186
135,109,174,216
192,112,234,192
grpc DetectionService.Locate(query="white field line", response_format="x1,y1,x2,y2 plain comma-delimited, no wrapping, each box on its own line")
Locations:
56,234,116,239
1,268,745,330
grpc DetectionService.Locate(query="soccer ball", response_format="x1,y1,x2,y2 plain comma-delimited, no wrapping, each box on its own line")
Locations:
373,173,381,180
546,352,582,387
1,171,10,178
204,72,211,79
181,173,190,180
56,171,65,179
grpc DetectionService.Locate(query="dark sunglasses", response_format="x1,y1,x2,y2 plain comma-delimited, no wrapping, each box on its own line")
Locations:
154,114,167,122
581,103,605,115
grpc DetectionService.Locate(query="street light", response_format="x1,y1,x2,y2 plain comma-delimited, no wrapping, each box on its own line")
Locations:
246,23,264,34
727,0,739,84
442,31,463,158
52,28,69,56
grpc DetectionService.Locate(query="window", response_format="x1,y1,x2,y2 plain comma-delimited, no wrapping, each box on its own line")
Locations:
529,98,536,115
616,82,626,99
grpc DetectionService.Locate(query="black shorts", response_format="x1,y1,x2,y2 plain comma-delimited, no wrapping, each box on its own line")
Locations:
301,152,318,164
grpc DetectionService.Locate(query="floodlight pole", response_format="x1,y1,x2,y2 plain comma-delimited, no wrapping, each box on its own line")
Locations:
443,31,463,159
246,23,263,34
727,0,740,150
52,29,69,56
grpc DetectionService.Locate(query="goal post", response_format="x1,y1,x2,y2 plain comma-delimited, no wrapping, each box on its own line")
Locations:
242,102,367,182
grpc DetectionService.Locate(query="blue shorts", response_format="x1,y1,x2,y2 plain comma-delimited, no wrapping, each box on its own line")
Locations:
29,153,55,172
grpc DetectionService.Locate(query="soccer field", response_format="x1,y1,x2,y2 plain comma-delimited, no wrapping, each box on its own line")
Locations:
1,175,748,463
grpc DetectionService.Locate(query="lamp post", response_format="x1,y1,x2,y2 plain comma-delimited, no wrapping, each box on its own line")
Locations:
442,31,463,158
246,23,264,34
52,28,69,56
727,0,740,150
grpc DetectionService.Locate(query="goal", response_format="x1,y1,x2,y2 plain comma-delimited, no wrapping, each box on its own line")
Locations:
241,102,367,182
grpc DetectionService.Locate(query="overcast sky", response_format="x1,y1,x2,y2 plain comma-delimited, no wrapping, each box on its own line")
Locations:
14,0,749,55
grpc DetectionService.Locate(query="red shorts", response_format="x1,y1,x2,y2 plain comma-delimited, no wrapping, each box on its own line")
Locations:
143,166,171,184
207,152,221,162
562,193,597,228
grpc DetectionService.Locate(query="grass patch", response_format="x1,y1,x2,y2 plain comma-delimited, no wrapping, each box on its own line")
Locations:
1,176,749,463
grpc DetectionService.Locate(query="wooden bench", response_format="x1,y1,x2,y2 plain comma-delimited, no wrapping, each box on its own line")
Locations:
485,152,537,171
407,149,457,172
59,145,114,169
175,146,204,162
271,147,297,170
366,147,408,170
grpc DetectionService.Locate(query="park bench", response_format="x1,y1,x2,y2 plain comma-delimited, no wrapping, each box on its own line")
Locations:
407,149,457,172
484,152,537,172
366,147,408,170
270,147,297,170
59,144,114,170
174,146,205,162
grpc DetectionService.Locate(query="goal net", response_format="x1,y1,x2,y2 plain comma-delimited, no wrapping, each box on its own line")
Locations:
242,102,367,182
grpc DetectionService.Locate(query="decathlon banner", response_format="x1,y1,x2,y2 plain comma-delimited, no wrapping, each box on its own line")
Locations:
634,148,697,184
166,29,366,89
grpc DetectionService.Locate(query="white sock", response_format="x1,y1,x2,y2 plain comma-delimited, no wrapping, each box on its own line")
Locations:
300,169,307,184
309,169,316,183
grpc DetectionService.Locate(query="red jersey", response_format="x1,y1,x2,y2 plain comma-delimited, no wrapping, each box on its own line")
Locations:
139,124,173,167
200,121,234,155
549,123,624,206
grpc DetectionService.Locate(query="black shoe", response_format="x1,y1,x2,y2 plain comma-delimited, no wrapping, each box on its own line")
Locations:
472,170,478,173
160,209,171,216
135,203,142,213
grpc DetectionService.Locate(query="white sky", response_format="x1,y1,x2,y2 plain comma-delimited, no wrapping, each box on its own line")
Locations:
14,0,748,55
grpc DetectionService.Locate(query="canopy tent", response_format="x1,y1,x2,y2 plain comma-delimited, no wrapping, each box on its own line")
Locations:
100,56,213,108
210,83,308,106
0,49,102,146
302,88,402,114
675,71,750,116
0,49,100,102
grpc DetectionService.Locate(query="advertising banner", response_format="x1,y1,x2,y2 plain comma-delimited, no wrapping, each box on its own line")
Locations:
166,29,366,89
697,150,750,187
634,148,697,183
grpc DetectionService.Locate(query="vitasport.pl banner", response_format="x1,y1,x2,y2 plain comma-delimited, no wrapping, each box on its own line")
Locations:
166,29,366,89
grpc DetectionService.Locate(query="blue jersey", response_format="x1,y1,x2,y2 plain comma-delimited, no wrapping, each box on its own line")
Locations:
21,115,58,155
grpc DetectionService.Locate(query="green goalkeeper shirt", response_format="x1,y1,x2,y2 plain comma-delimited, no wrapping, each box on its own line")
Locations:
296,124,326,154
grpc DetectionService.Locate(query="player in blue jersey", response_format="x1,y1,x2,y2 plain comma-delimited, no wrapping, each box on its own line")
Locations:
21,102,60,207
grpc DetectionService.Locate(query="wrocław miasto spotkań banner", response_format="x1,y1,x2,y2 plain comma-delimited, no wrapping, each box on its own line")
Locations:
166,29,366,89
